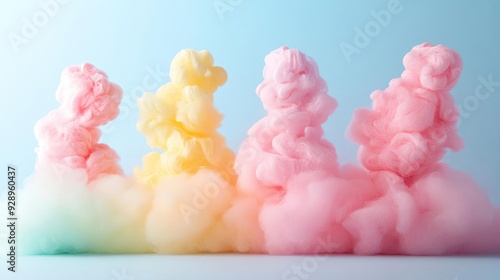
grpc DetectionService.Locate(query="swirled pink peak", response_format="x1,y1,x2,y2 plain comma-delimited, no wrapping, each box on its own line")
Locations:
344,43,500,255
348,43,464,178
258,46,337,123
248,46,338,187
56,63,123,127
34,63,123,182
227,47,339,253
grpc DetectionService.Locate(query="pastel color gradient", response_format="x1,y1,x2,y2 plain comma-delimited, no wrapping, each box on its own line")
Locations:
136,49,237,253
34,63,123,182
4,45,499,255
16,63,152,254
134,49,235,187
346,43,500,254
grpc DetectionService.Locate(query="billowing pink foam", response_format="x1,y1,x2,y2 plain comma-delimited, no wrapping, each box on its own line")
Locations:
34,63,123,182
231,44,500,255
346,43,500,254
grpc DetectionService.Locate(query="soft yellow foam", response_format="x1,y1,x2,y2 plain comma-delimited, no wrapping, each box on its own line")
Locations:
135,49,235,187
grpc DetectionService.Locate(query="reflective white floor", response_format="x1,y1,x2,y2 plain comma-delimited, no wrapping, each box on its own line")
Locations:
2,254,500,280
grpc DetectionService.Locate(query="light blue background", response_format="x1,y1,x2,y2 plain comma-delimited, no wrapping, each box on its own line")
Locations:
0,1,499,279
1,0,500,202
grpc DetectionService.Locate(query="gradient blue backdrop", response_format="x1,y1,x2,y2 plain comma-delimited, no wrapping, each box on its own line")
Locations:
1,1,500,280
1,0,499,209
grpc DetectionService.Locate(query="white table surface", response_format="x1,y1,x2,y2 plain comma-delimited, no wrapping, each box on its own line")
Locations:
2,254,499,280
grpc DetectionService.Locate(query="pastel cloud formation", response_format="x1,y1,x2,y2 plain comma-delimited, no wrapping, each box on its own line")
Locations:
346,43,500,254
16,63,151,254
136,50,237,253
5,45,499,255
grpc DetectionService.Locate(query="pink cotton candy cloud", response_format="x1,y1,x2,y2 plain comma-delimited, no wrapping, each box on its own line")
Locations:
229,44,499,256
226,47,374,254
16,63,152,254
34,63,123,182
345,43,500,254
56,63,123,127
348,43,464,178
8,45,499,256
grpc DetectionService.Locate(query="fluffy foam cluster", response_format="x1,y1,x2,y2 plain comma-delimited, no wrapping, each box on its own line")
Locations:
225,46,346,253
34,63,123,182
349,43,464,178
16,64,151,254
135,50,235,187
229,44,499,255
5,45,499,255
135,49,237,253
345,43,500,254
13,51,238,254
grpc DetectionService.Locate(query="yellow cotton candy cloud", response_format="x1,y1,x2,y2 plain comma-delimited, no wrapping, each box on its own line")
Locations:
134,49,238,253
170,49,228,94
135,49,235,188
146,169,236,253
